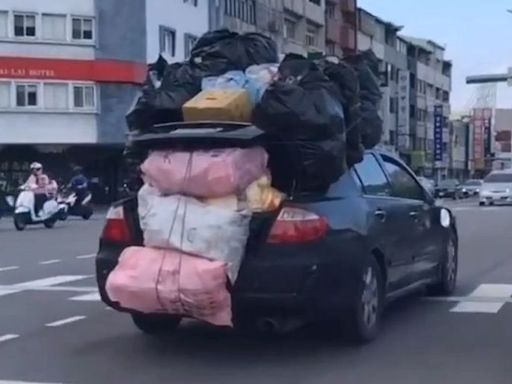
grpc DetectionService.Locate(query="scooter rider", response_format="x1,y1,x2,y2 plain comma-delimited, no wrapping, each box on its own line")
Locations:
23,162,50,216
69,166,89,205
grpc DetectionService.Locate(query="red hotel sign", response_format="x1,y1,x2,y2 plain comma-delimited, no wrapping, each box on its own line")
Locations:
0,57,146,84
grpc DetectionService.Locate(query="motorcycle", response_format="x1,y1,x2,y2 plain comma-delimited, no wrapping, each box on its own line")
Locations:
13,187,67,231
58,188,93,220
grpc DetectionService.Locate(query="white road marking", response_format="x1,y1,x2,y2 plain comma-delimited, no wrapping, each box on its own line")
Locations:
450,301,505,313
0,275,93,298
69,292,101,301
76,254,96,259
46,316,86,327
0,381,62,384
447,284,512,313
39,259,61,265
13,275,92,289
0,334,19,343
0,266,19,272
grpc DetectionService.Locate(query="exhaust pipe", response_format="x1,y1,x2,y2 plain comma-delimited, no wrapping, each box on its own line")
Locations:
256,317,304,334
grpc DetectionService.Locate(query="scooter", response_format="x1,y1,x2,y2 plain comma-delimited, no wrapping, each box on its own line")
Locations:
58,189,93,220
13,188,67,231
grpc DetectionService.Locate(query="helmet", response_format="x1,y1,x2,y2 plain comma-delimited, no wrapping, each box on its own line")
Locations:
30,162,43,170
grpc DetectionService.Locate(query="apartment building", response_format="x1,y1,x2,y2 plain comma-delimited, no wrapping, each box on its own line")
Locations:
325,0,357,57
403,36,452,179
0,0,209,202
210,0,326,55
356,8,410,158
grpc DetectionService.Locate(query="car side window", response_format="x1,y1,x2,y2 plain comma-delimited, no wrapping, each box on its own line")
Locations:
381,156,425,201
353,154,391,196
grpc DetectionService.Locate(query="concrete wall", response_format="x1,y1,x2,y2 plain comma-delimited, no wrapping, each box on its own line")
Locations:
95,0,146,62
145,0,209,62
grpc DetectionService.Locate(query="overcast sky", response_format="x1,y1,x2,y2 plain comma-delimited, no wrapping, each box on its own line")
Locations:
358,0,512,112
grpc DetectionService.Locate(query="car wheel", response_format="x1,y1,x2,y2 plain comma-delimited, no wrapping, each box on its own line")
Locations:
428,233,457,296
81,207,93,220
479,202,485,207
131,313,181,335
343,257,384,343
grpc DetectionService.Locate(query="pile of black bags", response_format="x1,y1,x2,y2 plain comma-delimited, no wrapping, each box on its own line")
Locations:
126,29,278,132
125,29,383,193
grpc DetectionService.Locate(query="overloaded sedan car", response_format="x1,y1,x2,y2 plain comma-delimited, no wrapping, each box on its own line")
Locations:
96,124,458,343
479,170,512,206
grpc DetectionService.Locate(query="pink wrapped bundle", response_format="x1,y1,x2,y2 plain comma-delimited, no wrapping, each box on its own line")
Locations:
140,147,268,198
106,246,232,327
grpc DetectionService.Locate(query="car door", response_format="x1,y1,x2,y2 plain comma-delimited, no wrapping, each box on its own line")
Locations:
352,153,412,291
379,155,440,282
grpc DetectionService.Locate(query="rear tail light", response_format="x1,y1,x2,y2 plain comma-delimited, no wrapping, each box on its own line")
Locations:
101,206,132,243
268,207,329,244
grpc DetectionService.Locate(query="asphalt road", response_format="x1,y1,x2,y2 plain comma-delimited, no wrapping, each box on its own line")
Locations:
0,200,511,384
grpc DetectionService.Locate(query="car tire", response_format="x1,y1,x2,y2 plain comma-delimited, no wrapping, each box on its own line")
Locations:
343,257,384,343
131,313,181,335
81,206,93,220
479,202,485,207
427,233,457,296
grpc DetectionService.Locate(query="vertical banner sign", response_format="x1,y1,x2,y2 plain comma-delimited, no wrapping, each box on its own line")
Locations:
472,108,485,169
397,69,410,150
434,105,444,162
483,108,492,157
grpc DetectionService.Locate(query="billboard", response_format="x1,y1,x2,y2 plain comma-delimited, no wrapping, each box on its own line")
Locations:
397,69,410,150
472,108,492,169
434,105,443,162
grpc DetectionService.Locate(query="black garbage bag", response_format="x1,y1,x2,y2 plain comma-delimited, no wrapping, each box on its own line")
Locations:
293,135,347,191
346,50,382,105
360,99,383,149
126,62,203,132
319,59,363,166
252,54,345,141
190,29,278,72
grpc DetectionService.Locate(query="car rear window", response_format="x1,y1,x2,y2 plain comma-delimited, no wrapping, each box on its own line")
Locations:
464,180,482,186
439,180,457,188
484,173,512,183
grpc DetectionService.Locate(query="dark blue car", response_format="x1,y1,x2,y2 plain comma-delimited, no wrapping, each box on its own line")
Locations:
95,123,458,343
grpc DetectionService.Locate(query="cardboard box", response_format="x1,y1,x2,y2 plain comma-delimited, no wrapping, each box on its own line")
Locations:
183,89,252,123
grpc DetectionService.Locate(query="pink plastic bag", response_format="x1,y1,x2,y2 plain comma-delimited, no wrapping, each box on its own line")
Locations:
106,247,232,327
140,147,268,198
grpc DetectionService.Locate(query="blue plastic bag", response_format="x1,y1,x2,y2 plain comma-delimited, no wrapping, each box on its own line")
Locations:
245,64,279,104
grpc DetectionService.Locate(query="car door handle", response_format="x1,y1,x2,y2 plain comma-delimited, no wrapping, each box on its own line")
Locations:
374,209,387,221
409,211,420,221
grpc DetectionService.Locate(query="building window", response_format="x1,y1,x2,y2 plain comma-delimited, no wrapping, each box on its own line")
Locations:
0,11,8,38
184,33,198,59
326,42,336,55
0,82,10,108
42,14,67,41
14,14,36,37
224,0,256,24
306,26,317,47
389,97,398,114
73,85,95,109
44,83,68,110
326,3,336,18
183,0,198,5
443,90,449,102
309,0,321,5
409,105,416,119
284,19,296,40
72,17,94,40
16,84,38,107
159,26,176,56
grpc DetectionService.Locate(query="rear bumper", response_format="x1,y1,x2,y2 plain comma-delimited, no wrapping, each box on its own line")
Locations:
96,231,369,322
479,194,512,204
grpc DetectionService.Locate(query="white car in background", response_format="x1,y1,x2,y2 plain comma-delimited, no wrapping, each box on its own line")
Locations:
479,170,512,206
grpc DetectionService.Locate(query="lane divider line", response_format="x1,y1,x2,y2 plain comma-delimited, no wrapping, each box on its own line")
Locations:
46,316,86,327
0,266,19,272
76,254,96,259
39,260,61,265
0,334,20,343
68,292,101,301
